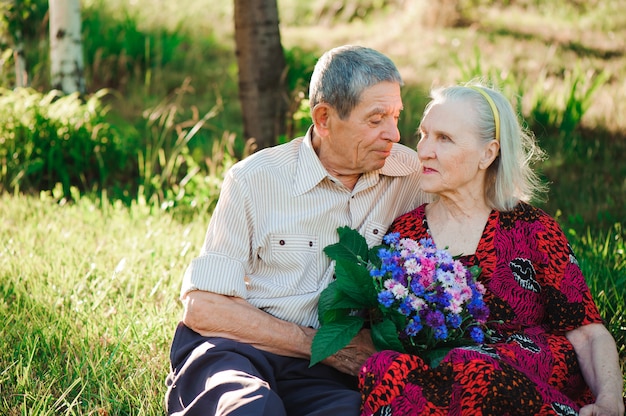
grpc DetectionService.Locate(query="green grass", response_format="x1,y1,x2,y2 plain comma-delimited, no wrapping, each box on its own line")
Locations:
0,193,207,414
0,193,622,414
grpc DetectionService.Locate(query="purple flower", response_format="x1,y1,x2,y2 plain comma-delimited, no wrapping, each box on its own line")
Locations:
425,310,445,328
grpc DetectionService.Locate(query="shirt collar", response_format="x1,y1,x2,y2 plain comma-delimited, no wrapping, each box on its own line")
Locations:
293,126,416,196
293,127,330,196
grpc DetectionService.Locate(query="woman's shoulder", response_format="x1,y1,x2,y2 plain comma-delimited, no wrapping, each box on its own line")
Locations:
497,202,566,238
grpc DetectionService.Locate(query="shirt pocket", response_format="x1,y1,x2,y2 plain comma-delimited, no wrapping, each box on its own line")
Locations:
268,234,319,293
362,221,388,247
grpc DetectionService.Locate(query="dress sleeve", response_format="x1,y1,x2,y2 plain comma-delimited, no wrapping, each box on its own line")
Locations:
536,212,603,332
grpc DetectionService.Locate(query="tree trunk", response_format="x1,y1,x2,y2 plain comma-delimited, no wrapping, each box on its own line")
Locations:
49,0,85,94
234,0,287,150
13,28,28,87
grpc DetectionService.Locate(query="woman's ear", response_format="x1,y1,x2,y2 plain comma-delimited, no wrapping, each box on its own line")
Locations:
479,140,500,170
311,104,332,137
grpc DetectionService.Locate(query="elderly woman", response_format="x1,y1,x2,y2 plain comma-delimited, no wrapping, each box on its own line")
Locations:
359,83,624,415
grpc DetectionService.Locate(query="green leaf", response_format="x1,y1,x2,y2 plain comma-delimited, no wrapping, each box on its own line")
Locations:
368,244,385,268
319,308,350,326
324,226,369,264
310,315,364,366
371,320,405,352
420,347,453,368
317,281,369,325
334,258,378,307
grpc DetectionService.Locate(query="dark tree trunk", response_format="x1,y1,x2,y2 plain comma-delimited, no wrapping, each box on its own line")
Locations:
234,0,287,151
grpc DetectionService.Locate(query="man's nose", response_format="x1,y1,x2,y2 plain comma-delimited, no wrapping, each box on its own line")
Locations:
385,118,401,143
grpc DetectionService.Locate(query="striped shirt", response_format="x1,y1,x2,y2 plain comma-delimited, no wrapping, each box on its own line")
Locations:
181,128,428,328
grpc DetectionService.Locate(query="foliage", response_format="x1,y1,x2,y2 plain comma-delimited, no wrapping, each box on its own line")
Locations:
82,3,185,92
0,87,130,198
135,77,255,221
567,223,626,364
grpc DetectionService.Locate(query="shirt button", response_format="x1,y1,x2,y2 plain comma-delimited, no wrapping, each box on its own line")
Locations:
279,240,285,245
309,241,313,247
373,229,379,235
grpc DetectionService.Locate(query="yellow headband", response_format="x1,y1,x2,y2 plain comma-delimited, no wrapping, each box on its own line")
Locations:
469,86,500,142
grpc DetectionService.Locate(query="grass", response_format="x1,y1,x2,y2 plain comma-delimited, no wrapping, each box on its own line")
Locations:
0,192,622,414
0,192,206,414
1,0,625,412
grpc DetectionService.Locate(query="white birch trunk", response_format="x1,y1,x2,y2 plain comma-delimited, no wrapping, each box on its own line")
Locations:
49,0,85,94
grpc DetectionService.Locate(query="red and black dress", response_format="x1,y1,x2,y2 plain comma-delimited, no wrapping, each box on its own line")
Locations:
359,203,603,416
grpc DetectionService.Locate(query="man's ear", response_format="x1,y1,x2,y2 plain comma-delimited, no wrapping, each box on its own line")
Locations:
311,104,332,137
479,140,500,170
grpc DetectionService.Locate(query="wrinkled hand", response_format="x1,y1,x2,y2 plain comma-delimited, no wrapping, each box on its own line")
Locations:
322,329,377,376
579,399,625,416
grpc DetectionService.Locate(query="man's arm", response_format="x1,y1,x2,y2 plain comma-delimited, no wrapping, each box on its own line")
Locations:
182,290,376,376
566,323,625,416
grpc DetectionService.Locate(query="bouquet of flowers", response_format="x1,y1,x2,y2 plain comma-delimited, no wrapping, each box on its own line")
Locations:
310,226,490,367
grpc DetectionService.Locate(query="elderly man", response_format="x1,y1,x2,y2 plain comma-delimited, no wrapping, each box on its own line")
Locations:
165,45,427,416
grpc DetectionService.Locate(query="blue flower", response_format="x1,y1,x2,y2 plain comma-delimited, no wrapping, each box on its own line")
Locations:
469,326,485,343
405,318,423,336
433,325,448,340
446,313,462,329
383,232,401,245
378,291,395,308
410,279,425,296
398,298,414,316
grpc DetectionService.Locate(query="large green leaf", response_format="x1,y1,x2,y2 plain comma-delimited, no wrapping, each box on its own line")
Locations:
334,258,378,307
324,226,369,265
318,281,371,325
310,315,364,366
371,319,405,352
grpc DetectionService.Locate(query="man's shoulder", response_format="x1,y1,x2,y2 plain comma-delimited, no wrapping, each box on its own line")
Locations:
232,137,304,175
390,143,419,164
382,143,420,175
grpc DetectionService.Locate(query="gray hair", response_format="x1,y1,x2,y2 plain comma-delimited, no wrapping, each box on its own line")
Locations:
425,82,547,211
309,45,403,119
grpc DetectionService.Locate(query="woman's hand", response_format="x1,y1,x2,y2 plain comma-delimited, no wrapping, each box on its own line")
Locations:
566,323,624,416
579,399,625,416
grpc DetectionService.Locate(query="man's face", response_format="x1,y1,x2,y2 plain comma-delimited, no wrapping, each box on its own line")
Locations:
325,81,403,174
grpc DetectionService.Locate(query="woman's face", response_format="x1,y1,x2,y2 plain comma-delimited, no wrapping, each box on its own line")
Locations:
416,98,492,198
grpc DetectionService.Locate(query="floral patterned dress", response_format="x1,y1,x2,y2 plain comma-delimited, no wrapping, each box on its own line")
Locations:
359,203,603,416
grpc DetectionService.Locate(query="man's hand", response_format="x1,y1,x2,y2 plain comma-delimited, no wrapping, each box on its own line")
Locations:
322,329,377,376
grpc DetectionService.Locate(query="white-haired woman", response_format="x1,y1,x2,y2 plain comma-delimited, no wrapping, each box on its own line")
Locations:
359,83,624,416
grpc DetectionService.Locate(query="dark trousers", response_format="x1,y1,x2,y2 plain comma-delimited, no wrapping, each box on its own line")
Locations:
165,322,361,416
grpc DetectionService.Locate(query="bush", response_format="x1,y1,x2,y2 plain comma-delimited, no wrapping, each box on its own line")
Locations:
0,88,132,198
